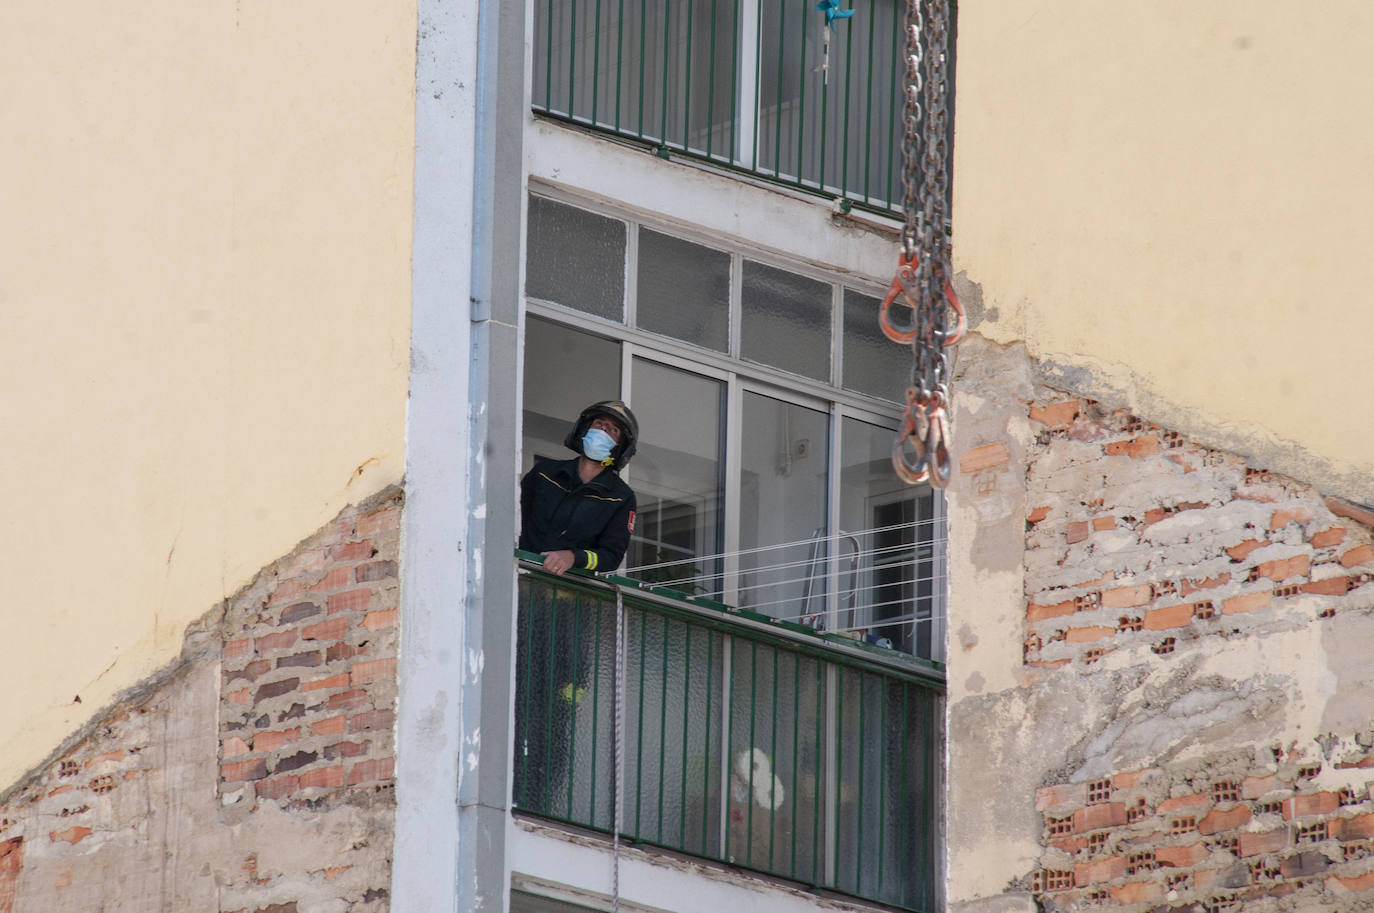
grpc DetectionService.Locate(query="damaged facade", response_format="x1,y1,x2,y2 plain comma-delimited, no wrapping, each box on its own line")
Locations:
5,2,1374,913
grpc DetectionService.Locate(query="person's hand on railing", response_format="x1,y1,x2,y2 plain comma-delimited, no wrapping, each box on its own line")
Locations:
541,549,576,576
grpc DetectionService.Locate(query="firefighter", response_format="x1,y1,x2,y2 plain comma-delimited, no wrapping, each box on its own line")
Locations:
519,400,638,575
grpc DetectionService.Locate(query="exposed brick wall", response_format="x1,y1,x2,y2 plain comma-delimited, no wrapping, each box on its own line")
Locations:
1020,398,1374,910
0,489,401,912
1023,399,1374,670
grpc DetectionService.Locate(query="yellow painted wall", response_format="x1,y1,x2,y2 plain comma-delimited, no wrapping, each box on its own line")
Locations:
953,1,1374,503
0,0,415,788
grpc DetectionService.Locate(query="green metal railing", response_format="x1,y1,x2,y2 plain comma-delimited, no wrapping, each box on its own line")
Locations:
513,551,944,911
532,0,952,215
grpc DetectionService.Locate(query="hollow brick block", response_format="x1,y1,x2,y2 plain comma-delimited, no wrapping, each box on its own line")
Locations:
1028,600,1075,622
1242,775,1277,799
1112,880,1163,904
1030,400,1080,427
1257,554,1311,583
1103,585,1151,609
1303,576,1351,596
1067,626,1114,644
1145,603,1194,631
1092,517,1116,531
1238,828,1289,857
1222,590,1272,615
1334,813,1374,841
1156,843,1207,868
1226,539,1264,562
1271,507,1315,530
1341,544,1374,568
1158,794,1209,815
1075,856,1127,886
1036,783,1085,811
1028,506,1052,524
1074,802,1127,833
1331,870,1374,892
1311,527,1347,548
1287,791,1340,819
1066,522,1090,544
1198,804,1250,835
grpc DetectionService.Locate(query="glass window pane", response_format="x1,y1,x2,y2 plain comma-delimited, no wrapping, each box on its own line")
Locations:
738,392,829,616
526,196,626,321
740,261,831,381
839,416,936,658
522,317,622,475
624,359,725,594
636,229,730,351
842,288,909,402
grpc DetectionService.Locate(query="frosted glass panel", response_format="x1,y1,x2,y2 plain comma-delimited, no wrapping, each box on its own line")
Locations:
740,261,831,381
636,229,730,351
842,288,909,401
526,196,626,320
522,317,621,474
738,392,829,616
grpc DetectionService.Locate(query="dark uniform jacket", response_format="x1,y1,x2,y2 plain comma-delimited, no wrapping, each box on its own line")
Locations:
519,458,636,573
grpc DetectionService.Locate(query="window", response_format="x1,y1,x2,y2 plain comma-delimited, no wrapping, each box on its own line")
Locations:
522,193,943,661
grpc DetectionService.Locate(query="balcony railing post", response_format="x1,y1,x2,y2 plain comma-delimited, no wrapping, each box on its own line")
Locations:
736,0,760,168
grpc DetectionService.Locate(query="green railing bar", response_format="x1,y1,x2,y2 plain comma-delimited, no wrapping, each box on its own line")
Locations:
589,592,603,825
656,614,669,842
794,0,806,185
544,0,554,110
855,673,866,893
568,0,578,117
702,627,715,852
614,0,625,129
722,635,733,864
518,578,533,808
729,0,739,162
772,0,786,178
840,3,854,197
877,677,888,894
885,0,898,207
659,0,670,145
679,622,691,849
767,644,779,870
745,639,757,867
566,590,582,817
789,650,800,878
862,0,875,204
592,0,603,125
634,610,648,838
833,670,845,889
541,582,559,814
637,0,648,136
812,659,823,884
683,0,694,150
706,0,718,159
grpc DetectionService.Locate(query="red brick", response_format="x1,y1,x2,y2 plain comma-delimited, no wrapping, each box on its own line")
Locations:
347,757,395,785
302,617,348,642
255,775,299,801
959,442,1011,474
1158,793,1209,815
1144,603,1194,631
1304,576,1351,595
1030,400,1080,427
309,568,353,593
276,650,322,669
1066,626,1114,644
255,630,298,652
225,638,253,660
1311,527,1347,549
1341,544,1374,568
1028,600,1074,622
270,579,305,604
229,659,271,682
323,740,370,760
1092,517,1116,531
1271,507,1314,530
328,589,372,615
280,601,321,625
1179,573,1230,596
1074,802,1127,833
298,766,346,790
1036,783,1085,811
1334,813,1374,841
303,673,350,692
328,689,370,711
1112,880,1163,904
1257,554,1310,583
327,642,369,663
1222,590,1272,615
227,688,251,705
1286,791,1339,819
350,658,396,686
1075,856,1127,886
1105,435,1159,458
1242,774,1277,799
357,506,400,536
362,609,397,631
1331,870,1374,892
1226,539,1265,562
1028,506,1052,524
253,728,301,753
1197,804,1250,835
311,715,347,736
1192,868,1222,891
253,678,300,703
223,736,251,758
1114,769,1153,789
1238,828,1289,856
1326,497,1374,527
331,540,376,562
1026,659,1071,670
356,560,397,583
49,826,92,845
1066,521,1090,544
349,709,394,733
1156,842,1207,868
1103,585,1152,609
289,548,328,575
222,759,269,782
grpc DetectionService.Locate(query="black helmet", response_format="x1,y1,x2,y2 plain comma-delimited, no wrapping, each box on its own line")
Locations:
564,400,639,470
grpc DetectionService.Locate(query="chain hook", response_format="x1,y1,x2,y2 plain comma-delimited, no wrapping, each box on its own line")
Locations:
880,255,920,344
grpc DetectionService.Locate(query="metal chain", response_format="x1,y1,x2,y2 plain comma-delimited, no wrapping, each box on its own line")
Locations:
882,0,961,488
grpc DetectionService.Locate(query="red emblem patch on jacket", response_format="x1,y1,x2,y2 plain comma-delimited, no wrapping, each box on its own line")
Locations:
627,510,636,533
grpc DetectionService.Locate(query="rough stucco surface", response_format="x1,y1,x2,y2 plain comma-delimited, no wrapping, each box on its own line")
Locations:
947,336,1374,912
0,493,401,912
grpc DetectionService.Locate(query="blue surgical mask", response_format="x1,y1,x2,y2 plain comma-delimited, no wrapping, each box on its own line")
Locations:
582,428,616,463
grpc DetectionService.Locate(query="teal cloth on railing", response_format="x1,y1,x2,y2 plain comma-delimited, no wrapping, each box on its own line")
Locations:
815,0,855,26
